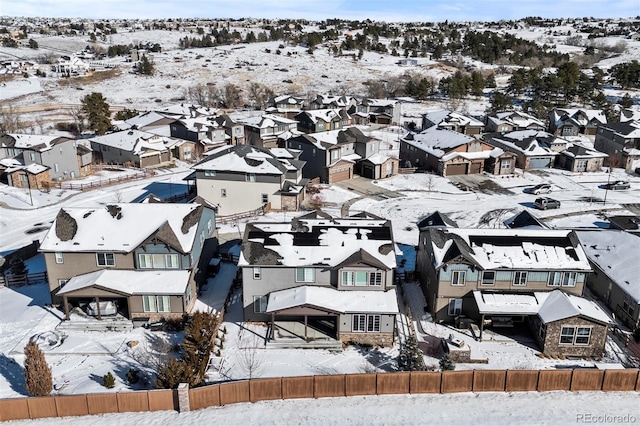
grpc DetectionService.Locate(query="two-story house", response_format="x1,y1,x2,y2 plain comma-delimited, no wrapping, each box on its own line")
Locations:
593,120,640,171
309,94,356,110
416,227,592,324
214,114,245,146
266,95,306,119
170,117,228,156
239,212,399,347
356,98,401,125
549,108,607,136
400,127,516,176
484,130,562,170
89,130,184,168
422,110,485,136
191,145,306,216
0,134,81,181
295,108,352,134
485,111,546,133
238,114,300,148
39,202,217,322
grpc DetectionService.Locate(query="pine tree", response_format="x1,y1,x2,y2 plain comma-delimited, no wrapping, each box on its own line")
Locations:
439,354,455,371
80,92,112,135
155,356,186,389
24,340,53,396
138,55,154,76
181,311,218,386
398,335,426,371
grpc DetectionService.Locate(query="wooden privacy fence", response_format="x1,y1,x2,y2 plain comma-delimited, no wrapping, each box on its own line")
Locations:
2,369,639,422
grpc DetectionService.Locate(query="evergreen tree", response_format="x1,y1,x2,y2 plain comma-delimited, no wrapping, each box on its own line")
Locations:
103,371,116,388
398,335,426,371
439,354,455,371
181,311,218,386
619,93,634,108
28,38,38,49
9,257,28,276
156,356,187,389
138,55,154,76
24,340,53,397
487,91,513,115
81,92,112,135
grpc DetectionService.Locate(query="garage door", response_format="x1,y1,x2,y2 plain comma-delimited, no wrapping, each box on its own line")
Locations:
446,163,467,176
329,166,351,183
469,162,482,174
529,157,552,169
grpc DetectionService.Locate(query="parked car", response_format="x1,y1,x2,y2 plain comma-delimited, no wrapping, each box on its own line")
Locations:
602,180,630,190
534,197,561,210
524,184,552,195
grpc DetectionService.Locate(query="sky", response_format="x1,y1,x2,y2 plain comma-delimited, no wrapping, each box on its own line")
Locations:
2,0,639,22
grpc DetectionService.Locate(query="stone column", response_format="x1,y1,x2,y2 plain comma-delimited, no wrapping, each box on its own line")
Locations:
177,382,190,413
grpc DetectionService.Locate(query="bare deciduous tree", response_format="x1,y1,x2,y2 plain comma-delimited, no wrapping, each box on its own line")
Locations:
238,333,265,379
185,83,218,108
221,83,243,109
247,82,274,110
0,105,24,133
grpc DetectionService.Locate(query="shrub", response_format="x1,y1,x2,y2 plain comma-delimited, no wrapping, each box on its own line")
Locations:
24,340,53,396
126,368,139,384
439,354,455,371
103,371,116,388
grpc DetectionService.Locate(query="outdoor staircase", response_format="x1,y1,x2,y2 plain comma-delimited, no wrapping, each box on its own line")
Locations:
266,338,343,351
56,316,133,333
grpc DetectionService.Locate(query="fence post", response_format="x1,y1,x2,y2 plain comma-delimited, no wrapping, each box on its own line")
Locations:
177,383,190,413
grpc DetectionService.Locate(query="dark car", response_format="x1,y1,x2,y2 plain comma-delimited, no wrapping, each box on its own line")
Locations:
602,180,630,190
524,184,552,195
534,197,561,210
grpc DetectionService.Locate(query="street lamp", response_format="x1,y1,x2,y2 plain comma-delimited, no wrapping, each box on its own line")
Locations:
602,166,612,206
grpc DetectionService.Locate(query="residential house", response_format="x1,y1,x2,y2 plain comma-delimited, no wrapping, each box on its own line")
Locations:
239,213,399,347
0,160,50,190
170,117,228,156
416,228,592,323
89,129,183,168
295,109,352,134
115,111,178,136
577,230,640,330
39,202,217,321
286,126,397,183
485,111,546,133
400,127,516,176
214,114,245,145
0,134,81,181
548,108,607,136
593,121,640,171
238,114,300,148
356,98,401,125
190,145,306,216
503,210,548,229
484,130,561,170
422,110,484,136
266,95,306,119
309,94,356,111
417,211,459,229
556,141,607,172
607,215,640,236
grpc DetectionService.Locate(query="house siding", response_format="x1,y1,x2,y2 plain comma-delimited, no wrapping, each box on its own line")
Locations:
532,315,608,358
196,173,282,216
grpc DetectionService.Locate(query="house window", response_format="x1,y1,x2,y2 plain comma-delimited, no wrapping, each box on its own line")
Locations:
353,314,366,332
342,271,354,286
96,252,115,267
253,295,268,313
481,271,495,286
560,326,592,345
143,295,171,313
246,173,256,182
138,253,180,269
513,271,528,286
221,188,227,198
207,219,212,234
261,193,269,204
253,267,261,280
295,268,315,283
369,272,382,286
29,152,35,161
367,315,381,332
58,279,68,288
55,252,64,264
165,254,180,269
205,170,216,177
448,299,462,316
501,160,511,170
548,272,577,287
562,272,577,287
548,272,562,287
331,150,339,160
538,323,546,341
54,163,59,173
622,294,635,317
451,270,466,286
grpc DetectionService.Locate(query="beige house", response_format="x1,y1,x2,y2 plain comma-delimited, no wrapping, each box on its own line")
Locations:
39,203,217,322
240,212,399,348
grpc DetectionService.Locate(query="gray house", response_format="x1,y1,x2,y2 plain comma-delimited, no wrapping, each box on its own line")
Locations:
593,121,640,171
0,134,81,181
239,212,399,347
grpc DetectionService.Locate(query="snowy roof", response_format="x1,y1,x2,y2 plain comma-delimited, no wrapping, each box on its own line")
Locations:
473,291,550,315
57,269,190,296
552,108,607,126
561,142,608,159
424,110,483,128
193,145,301,175
364,153,391,165
576,230,640,302
89,130,173,155
488,131,560,157
298,109,345,124
240,218,396,269
494,111,544,128
40,203,207,254
124,111,175,129
428,228,591,271
537,290,612,324
266,286,398,314
2,161,49,174
3,134,71,152
403,127,475,158
239,114,298,129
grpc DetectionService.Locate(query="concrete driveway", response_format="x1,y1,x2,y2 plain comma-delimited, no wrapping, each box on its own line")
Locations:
332,176,404,200
447,174,514,195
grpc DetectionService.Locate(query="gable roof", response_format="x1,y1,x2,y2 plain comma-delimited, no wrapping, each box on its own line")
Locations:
40,203,209,254
486,130,561,157
417,211,459,229
1,134,73,152
504,210,548,229
424,110,483,128
402,127,476,158
193,145,302,175
537,290,612,324
57,269,190,296
88,130,176,154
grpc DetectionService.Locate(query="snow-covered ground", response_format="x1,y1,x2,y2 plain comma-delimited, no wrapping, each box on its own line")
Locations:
4,391,640,426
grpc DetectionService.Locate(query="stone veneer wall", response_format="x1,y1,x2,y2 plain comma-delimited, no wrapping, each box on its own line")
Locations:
339,332,394,347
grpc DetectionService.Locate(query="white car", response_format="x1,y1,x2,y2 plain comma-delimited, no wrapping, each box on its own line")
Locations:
524,184,552,195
